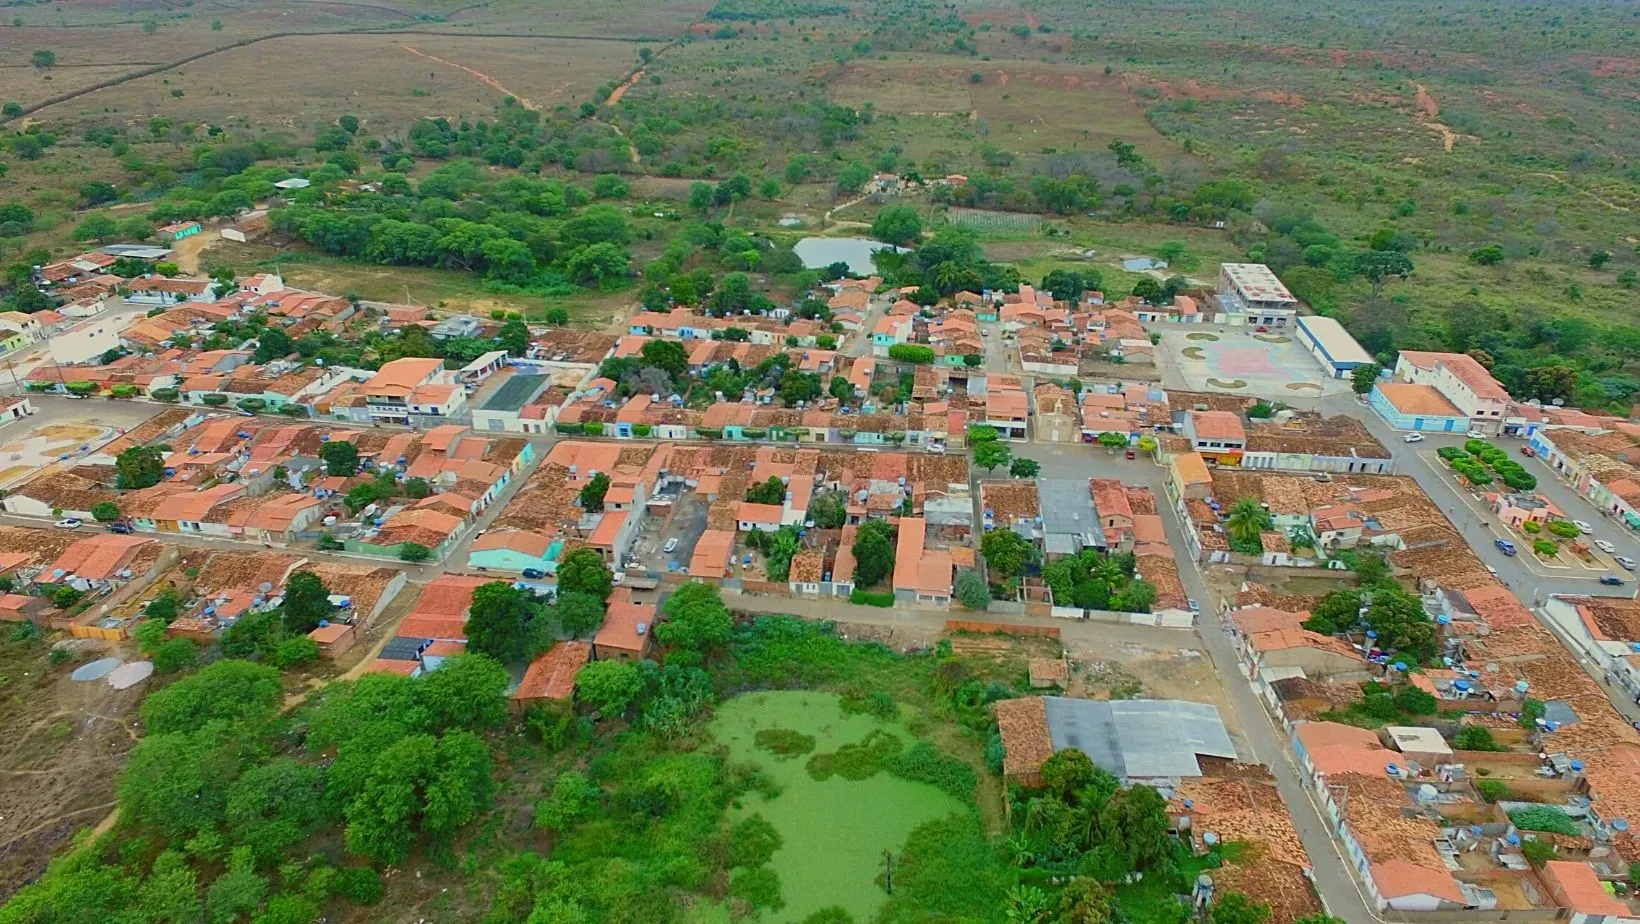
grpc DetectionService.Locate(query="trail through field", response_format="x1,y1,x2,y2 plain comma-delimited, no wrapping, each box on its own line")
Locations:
605,69,644,105
824,193,871,229
1529,172,1632,212
398,44,535,110
1414,83,1458,152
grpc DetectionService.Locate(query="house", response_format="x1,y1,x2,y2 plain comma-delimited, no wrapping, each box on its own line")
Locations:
1033,383,1081,443
362,357,464,427
1487,492,1559,529
1183,411,1246,464
1216,263,1297,327
514,641,591,707
1241,412,1393,475
468,530,557,575
48,315,131,364
891,517,951,608
157,221,202,242
126,275,214,305
38,534,156,589
307,622,358,658
1540,861,1634,924
1369,382,1471,433
1392,351,1511,435
592,587,654,661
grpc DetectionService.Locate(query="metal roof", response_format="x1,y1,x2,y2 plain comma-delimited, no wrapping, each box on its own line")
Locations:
481,373,549,412
1038,478,1105,551
99,244,174,259
1043,697,1237,779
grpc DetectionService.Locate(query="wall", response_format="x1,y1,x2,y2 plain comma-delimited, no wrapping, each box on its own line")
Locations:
944,619,1060,639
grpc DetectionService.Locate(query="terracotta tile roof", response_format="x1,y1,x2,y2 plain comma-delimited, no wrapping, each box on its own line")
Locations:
516,641,590,701
593,587,653,653
1370,859,1465,904
411,574,489,618
1376,382,1463,417
42,534,152,581
995,696,1052,778
396,616,467,641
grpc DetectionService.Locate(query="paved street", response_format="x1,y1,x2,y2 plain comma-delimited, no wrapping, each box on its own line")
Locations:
1007,439,1377,922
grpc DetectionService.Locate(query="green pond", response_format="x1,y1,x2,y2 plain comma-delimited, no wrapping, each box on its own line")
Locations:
709,691,969,923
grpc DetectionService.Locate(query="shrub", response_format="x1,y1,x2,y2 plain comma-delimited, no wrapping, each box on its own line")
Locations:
1393,685,1437,716
1475,779,1511,802
1547,520,1581,539
1520,838,1557,867
1509,806,1581,836
1533,539,1558,557
849,589,894,607
753,728,816,758
729,866,783,911
332,868,383,905
1522,520,1542,534
883,740,977,800
1453,725,1504,752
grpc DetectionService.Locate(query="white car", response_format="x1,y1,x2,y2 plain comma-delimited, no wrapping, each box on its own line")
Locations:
1402,433,1424,443
54,518,82,529
1467,429,1488,439
1574,520,1594,534
1617,556,1637,571
663,537,679,554
1596,539,1617,554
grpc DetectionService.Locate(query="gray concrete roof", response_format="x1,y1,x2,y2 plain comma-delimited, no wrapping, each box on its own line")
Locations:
1043,696,1236,779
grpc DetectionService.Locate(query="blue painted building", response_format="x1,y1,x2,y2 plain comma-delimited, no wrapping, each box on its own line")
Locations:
1369,382,1468,432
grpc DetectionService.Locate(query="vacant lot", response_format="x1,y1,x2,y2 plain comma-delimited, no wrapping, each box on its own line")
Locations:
34,33,640,131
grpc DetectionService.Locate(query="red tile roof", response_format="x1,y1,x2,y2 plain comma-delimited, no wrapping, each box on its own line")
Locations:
516,641,591,701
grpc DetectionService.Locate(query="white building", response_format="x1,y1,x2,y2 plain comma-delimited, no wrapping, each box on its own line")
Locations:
1216,263,1298,327
1295,315,1375,379
49,315,132,364
1392,351,1510,435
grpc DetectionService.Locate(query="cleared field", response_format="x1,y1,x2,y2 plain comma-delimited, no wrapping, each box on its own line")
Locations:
35,33,641,130
829,58,1183,161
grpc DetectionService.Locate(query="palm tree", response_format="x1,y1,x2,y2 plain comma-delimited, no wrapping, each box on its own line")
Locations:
1225,497,1272,546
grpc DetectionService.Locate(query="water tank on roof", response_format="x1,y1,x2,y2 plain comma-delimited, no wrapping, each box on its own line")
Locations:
1571,760,1584,772
321,434,330,442
1386,764,1401,776
1438,614,1450,625
636,622,647,636
1516,680,1530,695
1183,799,1193,809
1366,630,1378,640
318,619,329,628
259,582,273,594
1507,833,1520,846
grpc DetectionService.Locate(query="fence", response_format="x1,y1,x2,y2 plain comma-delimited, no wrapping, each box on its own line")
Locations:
1041,605,1195,629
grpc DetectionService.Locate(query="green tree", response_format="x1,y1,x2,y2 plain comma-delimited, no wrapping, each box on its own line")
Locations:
1056,878,1114,924
852,519,895,586
810,490,847,529
72,214,119,243
466,581,541,663
557,547,613,601
981,529,1037,579
575,659,644,714
30,49,56,70
115,444,165,489
656,580,733,658
139,659,282,735
1009,458,1041,478
344,730,493,863
90,501,122,522
319,440,359,476
556,590,605,638
888,343,936,364
579,472,611,512
746,476,787,505
535,770,600,830
954,569,989,609
1351,363,1382,395
871,205,923,246
688,181,714,213
974,440,1012,472
1589,250,1613,269
281,570,334,635
398,542,431,562
499,317,530,356
1468,244,1504,266
967,424,999,444
1097,431,1128,452
1353,250,1414,299
1209,892,1272,924
1225,497,1273,550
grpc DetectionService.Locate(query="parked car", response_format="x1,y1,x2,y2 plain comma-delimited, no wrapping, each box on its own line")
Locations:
1617,556,1637,571
1574,520,1594,534
1596,539,1617,554
924,442,946,455
521,567,545,580
1495,538,1518,556
1601,574,1627,586
107,522,134,534
1187,598,1200,614
663,537,679,554
1520,445,1536,457
54,518,82,529
1402,433,1424,443
1125,448,1136,460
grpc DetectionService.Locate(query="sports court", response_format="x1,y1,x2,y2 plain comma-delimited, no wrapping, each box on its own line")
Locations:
1159,328,1348,397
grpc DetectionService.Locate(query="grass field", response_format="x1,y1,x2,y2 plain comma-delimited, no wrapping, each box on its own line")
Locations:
709,691,969,923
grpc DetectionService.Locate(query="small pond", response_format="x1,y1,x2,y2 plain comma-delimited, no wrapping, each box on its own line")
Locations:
1122,256,1168,271
793,237,903,276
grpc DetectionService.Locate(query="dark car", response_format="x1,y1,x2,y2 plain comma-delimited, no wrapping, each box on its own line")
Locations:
1601,574,1627,586
521,568,546,580
1495,538,1517,556
107,522,134,534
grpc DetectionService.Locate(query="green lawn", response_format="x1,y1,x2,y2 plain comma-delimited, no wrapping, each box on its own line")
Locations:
709,691,969,923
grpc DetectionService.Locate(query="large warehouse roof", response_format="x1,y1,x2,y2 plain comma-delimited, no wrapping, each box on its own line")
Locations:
1043,697,1237,778
1298,315,1374,367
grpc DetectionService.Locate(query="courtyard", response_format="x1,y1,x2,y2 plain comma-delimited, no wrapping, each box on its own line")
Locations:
1157,327,1350,398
